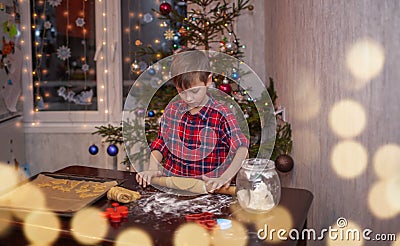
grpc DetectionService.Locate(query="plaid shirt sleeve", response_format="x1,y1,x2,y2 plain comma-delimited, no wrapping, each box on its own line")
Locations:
149,122,168,157
220,107,250,152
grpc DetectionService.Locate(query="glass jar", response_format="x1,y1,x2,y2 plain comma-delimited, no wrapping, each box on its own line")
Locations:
235,158,281,213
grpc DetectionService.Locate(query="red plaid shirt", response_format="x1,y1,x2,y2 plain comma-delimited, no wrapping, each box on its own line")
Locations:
150,97,249,178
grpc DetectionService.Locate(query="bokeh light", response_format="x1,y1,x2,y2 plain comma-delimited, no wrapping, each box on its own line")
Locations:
329,100,367,138
392,233,400,246
373,144,400,180
346,38,385,85
331,141,368,179
368,181,399,219
0,163,22,194
326,220,363,246
292,74,321,121
23,210,61,245
115,228,153,246
230,203,266,224
173,223,210,246
386,175,400,211
70,207,108,245
254,206,293,244
211,220,248,246
8,183,46,221
0,210,12,237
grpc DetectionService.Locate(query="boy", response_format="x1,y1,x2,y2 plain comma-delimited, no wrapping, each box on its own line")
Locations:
136,49,249,192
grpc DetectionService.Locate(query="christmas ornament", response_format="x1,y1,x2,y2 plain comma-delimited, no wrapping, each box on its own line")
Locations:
248,4,254,11
148,67,156,75
75,17,85,27
57,87,93,105
107,144,119,156
89,144,99,155
136,109,145,116
173,35,180,42
142,13,154,24
178,26,187,36
225,41,234,51
244,112,249,119
275,154,294,173
44,21,52,29
135,40,142,46
164,29,175,40
159,2,172,16
218,78,232,94
56,45,71,61
139,62,148,72
130,60,140,73
82,64,89,72
148,110,155,117
231,71,240,80
48,0,62,7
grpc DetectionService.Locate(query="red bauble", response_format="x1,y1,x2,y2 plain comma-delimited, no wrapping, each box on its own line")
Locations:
159,2,172,16
218,83,232,94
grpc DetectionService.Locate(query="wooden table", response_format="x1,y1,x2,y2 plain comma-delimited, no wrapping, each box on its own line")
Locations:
0,165,313,245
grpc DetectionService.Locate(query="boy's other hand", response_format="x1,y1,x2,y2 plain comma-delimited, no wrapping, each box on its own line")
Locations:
202,175,231,193
136,170,162,188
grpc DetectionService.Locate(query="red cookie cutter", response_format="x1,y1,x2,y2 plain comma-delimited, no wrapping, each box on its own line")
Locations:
185,212,217,230
101,202,128,223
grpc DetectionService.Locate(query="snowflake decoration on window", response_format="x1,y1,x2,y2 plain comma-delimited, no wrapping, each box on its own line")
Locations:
48,0,62,7
82,64,89,72
75,18,85,28
164,29,175,40
44,21,52,30
56,45,71,61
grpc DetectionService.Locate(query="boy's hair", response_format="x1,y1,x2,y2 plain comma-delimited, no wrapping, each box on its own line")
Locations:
170,48,211,90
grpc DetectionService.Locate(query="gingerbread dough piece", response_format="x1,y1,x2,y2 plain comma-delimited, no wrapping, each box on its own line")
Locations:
107,186,141,203
152,177,208,194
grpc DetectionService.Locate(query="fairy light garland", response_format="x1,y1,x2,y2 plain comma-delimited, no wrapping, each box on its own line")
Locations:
100,0,108,115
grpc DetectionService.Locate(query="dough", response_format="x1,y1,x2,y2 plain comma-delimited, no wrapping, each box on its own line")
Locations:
152,177,208,194
107,186,141,203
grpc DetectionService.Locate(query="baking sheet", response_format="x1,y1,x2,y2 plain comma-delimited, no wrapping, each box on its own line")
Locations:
0,173,118,215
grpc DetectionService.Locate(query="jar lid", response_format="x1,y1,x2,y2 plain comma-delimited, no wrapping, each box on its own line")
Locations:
241,158,275,171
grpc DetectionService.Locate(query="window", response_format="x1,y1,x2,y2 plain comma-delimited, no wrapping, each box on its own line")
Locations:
120,0,186,105
22,0,184,129
31,0,97,111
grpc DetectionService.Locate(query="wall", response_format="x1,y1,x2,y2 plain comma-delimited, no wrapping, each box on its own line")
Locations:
237,0,266,84
25,132,128,175
0,117,25,165
264,0,400,244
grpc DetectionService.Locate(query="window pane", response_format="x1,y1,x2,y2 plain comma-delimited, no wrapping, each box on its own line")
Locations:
121,0,186,105
31,0,97,111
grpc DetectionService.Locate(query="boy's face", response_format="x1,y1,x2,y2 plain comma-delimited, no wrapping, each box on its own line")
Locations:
177,79,210,109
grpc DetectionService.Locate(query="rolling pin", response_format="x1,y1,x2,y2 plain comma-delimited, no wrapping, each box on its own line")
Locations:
151,176,236,196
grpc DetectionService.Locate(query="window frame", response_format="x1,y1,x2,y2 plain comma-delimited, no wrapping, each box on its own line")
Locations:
21,0,123,133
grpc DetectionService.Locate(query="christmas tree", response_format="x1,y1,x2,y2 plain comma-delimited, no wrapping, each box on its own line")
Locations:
93,0,293,172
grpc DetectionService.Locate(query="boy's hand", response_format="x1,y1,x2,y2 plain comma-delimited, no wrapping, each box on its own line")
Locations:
202,175,231,193
136,170,162,188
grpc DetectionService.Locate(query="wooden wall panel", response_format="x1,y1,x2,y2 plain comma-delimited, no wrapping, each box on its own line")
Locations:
264,0,400,244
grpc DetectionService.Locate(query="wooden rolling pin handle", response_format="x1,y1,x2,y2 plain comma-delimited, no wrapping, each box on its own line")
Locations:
213,186,237,196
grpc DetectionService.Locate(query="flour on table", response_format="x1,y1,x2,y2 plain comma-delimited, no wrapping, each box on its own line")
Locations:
128,191,233,224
